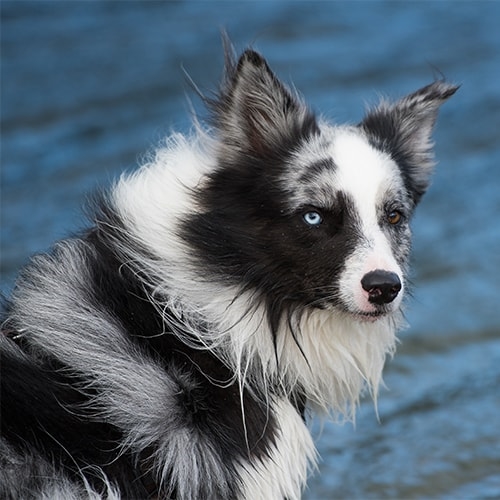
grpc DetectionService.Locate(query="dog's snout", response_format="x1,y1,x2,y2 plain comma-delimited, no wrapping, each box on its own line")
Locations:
361,270,402,305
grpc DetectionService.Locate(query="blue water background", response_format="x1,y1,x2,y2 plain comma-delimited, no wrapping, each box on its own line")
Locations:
1,2,499,498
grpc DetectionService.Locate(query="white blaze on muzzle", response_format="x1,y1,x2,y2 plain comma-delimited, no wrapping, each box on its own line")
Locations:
330,130,406,316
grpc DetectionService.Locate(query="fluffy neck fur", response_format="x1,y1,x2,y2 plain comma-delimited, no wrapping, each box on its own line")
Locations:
110,130,399,419
174,289,399,419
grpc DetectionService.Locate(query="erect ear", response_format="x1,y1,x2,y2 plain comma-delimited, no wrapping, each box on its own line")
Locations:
361,81,459,204
210,48,318,160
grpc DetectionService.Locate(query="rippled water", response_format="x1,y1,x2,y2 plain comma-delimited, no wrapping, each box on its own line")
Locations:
2,2,499,498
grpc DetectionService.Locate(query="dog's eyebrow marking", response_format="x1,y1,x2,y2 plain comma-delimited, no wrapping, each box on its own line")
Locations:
297,158,335,184
310,158,335,176
281,156,339,212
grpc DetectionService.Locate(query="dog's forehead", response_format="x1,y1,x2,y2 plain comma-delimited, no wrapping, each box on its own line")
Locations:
283,126,402,210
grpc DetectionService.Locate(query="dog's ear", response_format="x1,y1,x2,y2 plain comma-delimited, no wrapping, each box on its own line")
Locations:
211,48,318,160
361,81,458,204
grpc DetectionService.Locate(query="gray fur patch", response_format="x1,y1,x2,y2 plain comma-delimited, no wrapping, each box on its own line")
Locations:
8,239,238,499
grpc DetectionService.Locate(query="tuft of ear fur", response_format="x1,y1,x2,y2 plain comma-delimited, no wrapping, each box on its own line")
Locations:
209,44,318,160
361,81,459,204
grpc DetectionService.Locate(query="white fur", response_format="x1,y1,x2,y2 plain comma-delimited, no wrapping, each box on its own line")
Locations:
331,129,406,313
237,398,316,500
112,132,213,266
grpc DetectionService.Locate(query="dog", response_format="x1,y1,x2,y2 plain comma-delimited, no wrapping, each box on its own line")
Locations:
0,44,457,499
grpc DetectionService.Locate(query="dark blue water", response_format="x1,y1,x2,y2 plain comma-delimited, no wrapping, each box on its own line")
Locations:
2,2,499,498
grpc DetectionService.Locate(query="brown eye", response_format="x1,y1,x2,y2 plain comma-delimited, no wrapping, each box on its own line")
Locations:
387,210,402,225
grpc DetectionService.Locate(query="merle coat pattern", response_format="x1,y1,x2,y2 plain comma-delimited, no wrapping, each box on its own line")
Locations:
0,45,457,499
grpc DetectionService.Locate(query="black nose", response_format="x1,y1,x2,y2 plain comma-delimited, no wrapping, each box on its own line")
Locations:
361,270,402,305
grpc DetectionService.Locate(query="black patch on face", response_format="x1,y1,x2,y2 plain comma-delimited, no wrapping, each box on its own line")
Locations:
183,161,364,324
182,48,370,330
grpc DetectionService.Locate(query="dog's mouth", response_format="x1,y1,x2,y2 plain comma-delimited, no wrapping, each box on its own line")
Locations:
312,297,396,322
356,310,386,322
324,303,393,322
351,307,394,322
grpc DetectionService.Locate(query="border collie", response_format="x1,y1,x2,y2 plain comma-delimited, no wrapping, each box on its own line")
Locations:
1,44,457,499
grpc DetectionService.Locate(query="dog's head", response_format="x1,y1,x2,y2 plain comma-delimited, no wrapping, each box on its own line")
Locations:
183,49,457,326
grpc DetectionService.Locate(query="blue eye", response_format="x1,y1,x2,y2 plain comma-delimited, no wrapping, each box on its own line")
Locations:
303,211,323,226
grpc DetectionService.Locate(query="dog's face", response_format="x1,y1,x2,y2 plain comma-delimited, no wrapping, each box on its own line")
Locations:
278,127,411,320
184,50,457,324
